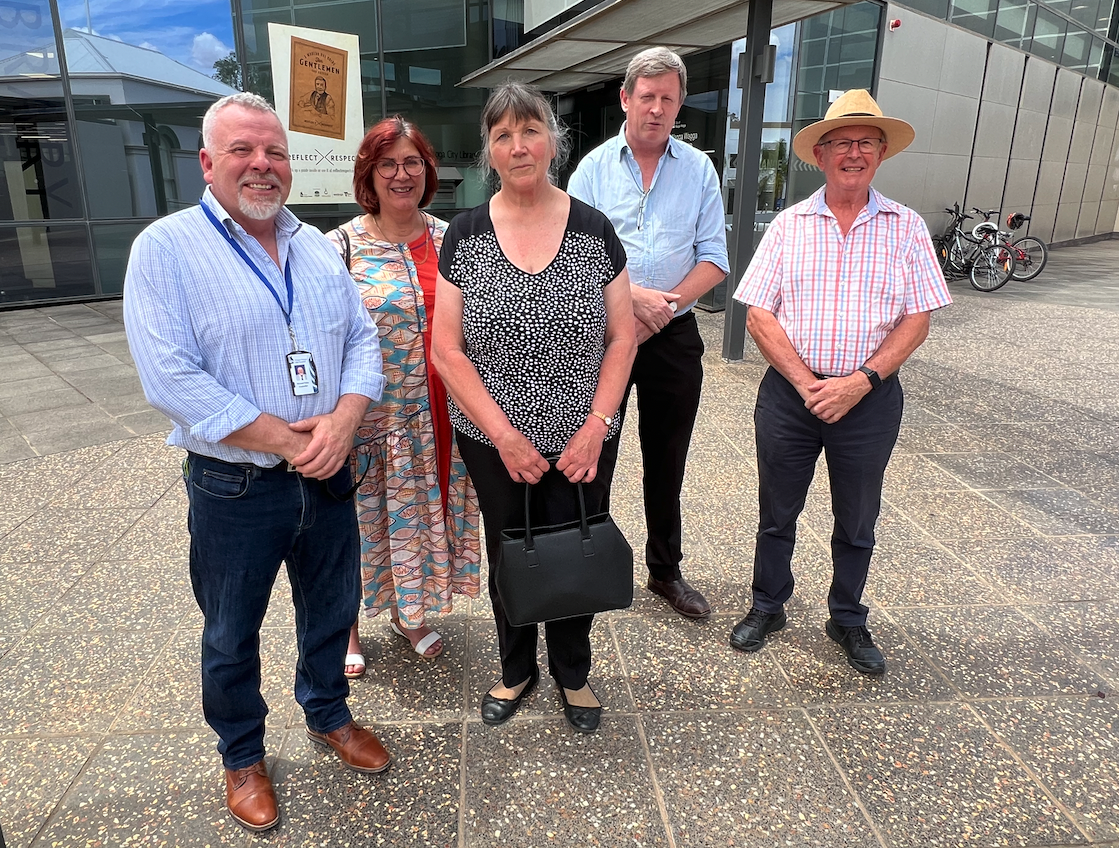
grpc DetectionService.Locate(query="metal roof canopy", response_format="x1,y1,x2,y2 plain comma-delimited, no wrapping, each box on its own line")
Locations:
458,0,856,92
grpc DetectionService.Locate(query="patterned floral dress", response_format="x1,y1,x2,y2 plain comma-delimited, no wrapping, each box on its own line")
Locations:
327,214,481,628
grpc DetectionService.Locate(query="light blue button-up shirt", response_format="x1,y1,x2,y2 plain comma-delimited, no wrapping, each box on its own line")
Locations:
567,124,729,314
124,188,384,467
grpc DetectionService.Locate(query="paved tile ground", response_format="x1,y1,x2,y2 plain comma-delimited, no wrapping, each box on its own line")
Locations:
0,242,1117,847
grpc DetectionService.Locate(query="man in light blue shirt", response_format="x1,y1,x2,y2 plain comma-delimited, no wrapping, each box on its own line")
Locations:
568,47,729,621
124,93,389,833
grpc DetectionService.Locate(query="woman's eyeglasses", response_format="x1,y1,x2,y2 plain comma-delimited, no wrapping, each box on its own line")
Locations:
375,157,426,178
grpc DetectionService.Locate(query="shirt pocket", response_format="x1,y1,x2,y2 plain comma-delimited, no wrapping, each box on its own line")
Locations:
298,273,353,338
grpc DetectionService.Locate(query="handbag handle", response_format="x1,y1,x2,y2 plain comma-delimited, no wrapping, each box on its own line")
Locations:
520,480,594,566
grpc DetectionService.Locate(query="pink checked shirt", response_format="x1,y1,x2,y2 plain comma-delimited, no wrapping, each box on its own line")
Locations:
733,187,951,377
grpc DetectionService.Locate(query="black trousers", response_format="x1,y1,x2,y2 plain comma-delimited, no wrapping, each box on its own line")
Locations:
457,432,620,690
752,366,903,627
620,311,704,582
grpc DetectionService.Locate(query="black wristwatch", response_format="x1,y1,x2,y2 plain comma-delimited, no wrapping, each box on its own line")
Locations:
858,365,882,390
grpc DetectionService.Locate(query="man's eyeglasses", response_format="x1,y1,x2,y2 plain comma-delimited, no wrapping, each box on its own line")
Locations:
818,138,883,155
375,157,425,178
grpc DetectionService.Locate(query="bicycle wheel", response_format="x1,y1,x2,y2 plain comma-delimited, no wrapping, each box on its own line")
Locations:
940,236,967,277
1010,236,1048,281
969,243,1015,292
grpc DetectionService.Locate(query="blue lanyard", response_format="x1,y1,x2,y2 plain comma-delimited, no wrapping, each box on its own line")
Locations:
201,202,294,328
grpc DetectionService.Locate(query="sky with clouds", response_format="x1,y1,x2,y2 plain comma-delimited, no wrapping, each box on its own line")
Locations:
58,0,235,72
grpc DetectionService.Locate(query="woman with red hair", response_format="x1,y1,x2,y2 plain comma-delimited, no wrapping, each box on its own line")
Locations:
327,117,480,675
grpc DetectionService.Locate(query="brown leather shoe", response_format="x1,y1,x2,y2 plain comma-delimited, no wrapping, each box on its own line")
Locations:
306,721,391,774
647,576,711,619
225,760,279,832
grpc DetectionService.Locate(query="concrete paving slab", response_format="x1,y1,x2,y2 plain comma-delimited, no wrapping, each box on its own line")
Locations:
811,703,1085,848
0,238,1116,845
643,710,880,848
462,717,670,848
890,605,1104,698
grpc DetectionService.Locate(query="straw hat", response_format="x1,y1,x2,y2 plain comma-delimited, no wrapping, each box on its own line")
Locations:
791,89,915,165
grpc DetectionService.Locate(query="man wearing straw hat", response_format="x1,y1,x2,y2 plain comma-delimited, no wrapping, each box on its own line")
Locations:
728,89,951,674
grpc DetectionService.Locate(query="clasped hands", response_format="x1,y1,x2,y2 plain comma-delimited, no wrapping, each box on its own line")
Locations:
496,423,605,485
285,412,356,479
801,373,871,425
632,285,680,344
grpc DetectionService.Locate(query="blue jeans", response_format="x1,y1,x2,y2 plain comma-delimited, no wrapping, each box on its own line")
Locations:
185,452,360,770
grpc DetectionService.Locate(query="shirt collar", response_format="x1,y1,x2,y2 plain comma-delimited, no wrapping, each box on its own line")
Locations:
200,186,301,238
616,122,681,161
799,186,899,219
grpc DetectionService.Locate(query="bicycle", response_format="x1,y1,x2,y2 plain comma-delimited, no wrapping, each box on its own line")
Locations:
971,209,1049,282
935,204,1017,292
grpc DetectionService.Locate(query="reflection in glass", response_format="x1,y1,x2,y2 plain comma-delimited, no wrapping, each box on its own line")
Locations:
493,0,524,58
950,0,999,37
995,0,1035,49
1032,6,1068,62
57,29,238,218
0,92,82,221
92,221,147,294
0,0,59,74
788,2,880,205
0,224,94,302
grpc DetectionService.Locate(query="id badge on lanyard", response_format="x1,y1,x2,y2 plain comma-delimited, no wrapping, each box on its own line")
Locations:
202,203,319,397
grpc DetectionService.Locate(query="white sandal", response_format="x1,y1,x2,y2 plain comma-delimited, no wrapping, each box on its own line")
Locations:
390,619,443,658
343,652,366,679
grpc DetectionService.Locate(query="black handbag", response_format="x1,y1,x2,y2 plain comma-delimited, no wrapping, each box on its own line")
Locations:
497,480,633,626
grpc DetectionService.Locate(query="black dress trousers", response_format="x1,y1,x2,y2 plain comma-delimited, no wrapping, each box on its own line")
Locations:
619,310,704,582
457,432,620,690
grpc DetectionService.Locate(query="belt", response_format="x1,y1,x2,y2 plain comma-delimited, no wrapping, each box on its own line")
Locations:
188,451,294,474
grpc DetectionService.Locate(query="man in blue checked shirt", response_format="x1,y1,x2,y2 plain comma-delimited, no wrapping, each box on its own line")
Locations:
569,47,729,622
124,93,389,833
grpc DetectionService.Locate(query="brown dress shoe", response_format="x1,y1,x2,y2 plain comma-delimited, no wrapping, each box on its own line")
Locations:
225,761,279,832
306,721,391,773
647,576,711,619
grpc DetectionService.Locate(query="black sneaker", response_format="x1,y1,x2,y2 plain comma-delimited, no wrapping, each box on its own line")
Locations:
825,619,886,675
729,607,787,652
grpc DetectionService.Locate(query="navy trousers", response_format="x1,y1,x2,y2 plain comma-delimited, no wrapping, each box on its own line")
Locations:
186,452,360,770
751,366,903,626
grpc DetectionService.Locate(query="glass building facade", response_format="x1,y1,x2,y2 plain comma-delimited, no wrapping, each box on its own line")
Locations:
4,0,1119,307
0,0,523,307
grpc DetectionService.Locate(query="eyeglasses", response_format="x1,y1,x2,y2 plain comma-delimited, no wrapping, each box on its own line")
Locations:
818,137,883,155
375,157,425,178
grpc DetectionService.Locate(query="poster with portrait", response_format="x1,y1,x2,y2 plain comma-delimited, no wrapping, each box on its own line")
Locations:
288,37,346,140
268,23,363,204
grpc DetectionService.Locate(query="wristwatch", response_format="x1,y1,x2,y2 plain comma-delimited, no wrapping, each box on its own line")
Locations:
589,409,614,427
858,365,882,390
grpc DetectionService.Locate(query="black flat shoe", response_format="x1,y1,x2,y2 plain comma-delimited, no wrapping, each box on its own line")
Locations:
480,667,539,726
729,607,786,652
825,619,886,676
555,681,602,733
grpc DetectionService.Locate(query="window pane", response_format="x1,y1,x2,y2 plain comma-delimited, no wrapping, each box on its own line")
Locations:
383,0,490,211
995,0,1036,48
0,0,60,75
92,222,148,295
382,0,467,51
1031,6,1067,62
1062,29,1092,69
0,90,83,221
56,2,238,221
897,0,951,20
293,3,378,52
950,0,999,37
0,224,95,304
